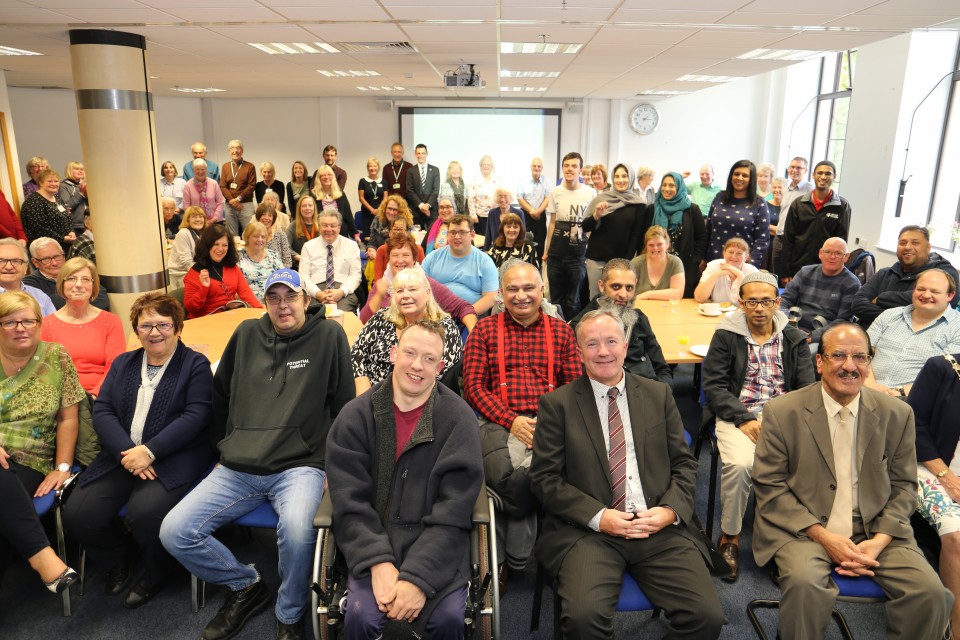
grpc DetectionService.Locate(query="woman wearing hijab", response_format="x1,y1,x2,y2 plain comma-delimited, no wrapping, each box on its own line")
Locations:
581,162,647,300
652,171,707,298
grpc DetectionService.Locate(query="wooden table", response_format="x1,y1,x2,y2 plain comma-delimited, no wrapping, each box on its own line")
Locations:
634,299,728,364
127,307,363,362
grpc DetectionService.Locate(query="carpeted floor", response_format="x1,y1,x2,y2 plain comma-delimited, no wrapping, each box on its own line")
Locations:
0,365,892,638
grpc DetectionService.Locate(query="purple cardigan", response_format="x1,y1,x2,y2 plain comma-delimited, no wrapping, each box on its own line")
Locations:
359,274,476,324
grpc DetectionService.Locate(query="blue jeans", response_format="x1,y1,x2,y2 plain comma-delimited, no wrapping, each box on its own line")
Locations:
160,464,326,624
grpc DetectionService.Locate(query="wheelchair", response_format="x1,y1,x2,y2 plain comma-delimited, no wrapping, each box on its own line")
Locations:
310,488,500,640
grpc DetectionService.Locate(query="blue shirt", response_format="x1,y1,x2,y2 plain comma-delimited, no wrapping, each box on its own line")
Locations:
422,246,498,305
517,176,549,210
1,284,56,317
182,158,220,182
868,305,960,387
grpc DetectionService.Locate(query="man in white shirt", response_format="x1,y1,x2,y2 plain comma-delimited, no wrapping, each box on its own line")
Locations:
0,238,55,316
297,210,361,312
771,157,813,275
517,157,550,258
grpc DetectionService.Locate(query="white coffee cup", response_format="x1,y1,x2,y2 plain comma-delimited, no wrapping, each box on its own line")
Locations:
699,302,721,315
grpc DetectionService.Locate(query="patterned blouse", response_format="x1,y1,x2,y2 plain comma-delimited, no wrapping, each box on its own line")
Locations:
488,242,540,270
351,310,463,385
20,191,72,249
239,248,284,299
267,230,293,268
0,341,85,475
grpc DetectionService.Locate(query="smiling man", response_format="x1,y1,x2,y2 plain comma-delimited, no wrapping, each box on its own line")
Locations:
161,268,354,640
297,209,362,312
686,163,722,216
182,142,220,182
220,139,257,237
752,322,952,640
0,238,55,316
23,237,108,311
422,214,498,315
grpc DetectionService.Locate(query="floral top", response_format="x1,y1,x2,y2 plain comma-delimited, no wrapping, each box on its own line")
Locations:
239,248,284,299
267,230,293,268
351,310,463,385
488,242,540,270
0,342,85,475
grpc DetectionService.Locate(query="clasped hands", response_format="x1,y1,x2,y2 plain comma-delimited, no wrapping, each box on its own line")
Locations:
809,526,888,577
316,289,345,304
120,445,156,480
599,506,676,539
370,562,426,623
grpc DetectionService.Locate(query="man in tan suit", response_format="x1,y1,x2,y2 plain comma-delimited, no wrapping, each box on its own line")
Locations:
753,322,952,639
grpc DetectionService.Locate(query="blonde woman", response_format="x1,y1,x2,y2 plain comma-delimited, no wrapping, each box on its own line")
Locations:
311,165,359,242
467,155,500,233
439,160,469,215
630,226,686,300
357,156,384,237
168,206,207,289
255,161,286,213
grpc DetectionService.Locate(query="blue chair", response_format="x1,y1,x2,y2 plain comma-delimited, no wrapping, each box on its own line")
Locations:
746,572,887,639
33,487,72,616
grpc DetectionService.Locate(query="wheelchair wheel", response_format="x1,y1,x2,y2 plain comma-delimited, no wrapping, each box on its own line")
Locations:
313,528,346,640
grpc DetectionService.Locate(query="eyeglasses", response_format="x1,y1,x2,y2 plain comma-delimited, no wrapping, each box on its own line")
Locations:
37,254,65,265
64,276,93,285
741,299,778,309
821,251,845,258
0,258,27,268
822,352,873,365
448,230,471,237
137,322,175,334
265,292,301,306
1,318,39,330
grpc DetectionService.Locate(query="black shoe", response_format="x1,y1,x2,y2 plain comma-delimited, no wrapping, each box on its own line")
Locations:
122,577,165,609
276,619,303,640
202,580,270,640
105,556,132,596
44,567,78,594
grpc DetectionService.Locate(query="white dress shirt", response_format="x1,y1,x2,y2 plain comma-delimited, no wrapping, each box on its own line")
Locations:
298,235,361,299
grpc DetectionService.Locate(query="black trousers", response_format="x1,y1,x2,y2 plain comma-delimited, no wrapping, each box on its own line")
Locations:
0,462,50,580
63,466,190,587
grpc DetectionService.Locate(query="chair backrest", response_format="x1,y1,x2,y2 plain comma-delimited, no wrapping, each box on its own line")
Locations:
168,286,185,306
845,248,876,285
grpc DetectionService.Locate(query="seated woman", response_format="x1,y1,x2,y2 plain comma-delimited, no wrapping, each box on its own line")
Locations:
910,352,960,634
694,236,757,306
253,203,291,268
351,268,463,395
488,212,539,270
40,257,124,399
373,216,424,281
0,291,83,593
168,206,207,290
361,235,477,331
629,226,685,301
183,225,262,318
63,293,213,609
238,220,284,299
424,198,455,256
366,195,412,258
260,190,291,236
287,195,318,270
482,187,523,251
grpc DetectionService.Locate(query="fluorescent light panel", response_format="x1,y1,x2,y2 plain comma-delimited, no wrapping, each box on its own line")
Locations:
500,86,547,92
638,90,689,95
0,45,42,56
677,74,744,83
501,42,582,55
737,48,826,61
500,70,559,78
172,87,226,93
317,69,381,77
248,42,339,55
356,86,405,91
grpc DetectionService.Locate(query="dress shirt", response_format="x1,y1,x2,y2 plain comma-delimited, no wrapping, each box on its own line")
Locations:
822,388,861,515
586,375,648,531
298,235,361,299
776,180,814,235
0,283,56,316
517,176,549,210
868,306,960,387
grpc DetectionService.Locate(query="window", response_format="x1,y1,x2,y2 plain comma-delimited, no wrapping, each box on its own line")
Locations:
810,50,856,191
926,45,960,252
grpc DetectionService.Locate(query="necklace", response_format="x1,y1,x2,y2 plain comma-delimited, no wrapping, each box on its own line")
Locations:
209,262,224,281
1,349,35,373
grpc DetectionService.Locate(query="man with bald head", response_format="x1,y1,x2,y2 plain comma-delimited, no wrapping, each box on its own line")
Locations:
686,164,721,215
779,237,861,347
182,142,220,182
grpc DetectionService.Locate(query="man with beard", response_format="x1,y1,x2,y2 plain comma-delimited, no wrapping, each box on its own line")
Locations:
571,258,671,385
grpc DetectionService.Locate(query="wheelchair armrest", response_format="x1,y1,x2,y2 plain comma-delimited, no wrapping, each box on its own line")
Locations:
472,488,490,525
313,491,333,528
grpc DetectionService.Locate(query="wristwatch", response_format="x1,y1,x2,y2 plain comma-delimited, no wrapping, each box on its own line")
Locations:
56,462,71,473
937,469,950,478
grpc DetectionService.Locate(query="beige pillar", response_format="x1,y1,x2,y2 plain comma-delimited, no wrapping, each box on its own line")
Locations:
69,30,166,335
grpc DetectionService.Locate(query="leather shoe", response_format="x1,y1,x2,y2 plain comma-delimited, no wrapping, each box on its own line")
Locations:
105,555,132,596
719,541,739,583
44,567,78,594
276,619,303,640
122,577,165,609
202,579,270,640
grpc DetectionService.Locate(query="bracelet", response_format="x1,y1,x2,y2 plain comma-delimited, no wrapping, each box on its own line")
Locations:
144,446,156,461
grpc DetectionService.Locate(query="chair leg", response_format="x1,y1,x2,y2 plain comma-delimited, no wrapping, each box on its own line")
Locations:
831,607,856,640
746,599,779,640
54,505,72,617
553,587,561,640
706,444,719,539
78,546,86,596
191,574,206,612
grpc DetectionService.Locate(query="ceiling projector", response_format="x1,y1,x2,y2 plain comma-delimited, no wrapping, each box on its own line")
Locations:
444,64,485,88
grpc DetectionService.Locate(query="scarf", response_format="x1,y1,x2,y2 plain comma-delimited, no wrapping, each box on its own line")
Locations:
584,163,645,219
652,171,691,229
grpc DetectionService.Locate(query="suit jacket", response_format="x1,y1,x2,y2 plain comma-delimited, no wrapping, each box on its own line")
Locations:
406,163,440,220
752,383,919,567
530,373,708,577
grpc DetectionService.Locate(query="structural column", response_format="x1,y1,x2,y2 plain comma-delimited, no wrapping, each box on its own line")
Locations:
68,29,166,333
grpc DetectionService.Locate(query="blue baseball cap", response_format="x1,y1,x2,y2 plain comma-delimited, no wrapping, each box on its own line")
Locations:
263,268,304,293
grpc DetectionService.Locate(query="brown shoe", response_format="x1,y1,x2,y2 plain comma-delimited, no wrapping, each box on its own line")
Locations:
719,541,739,583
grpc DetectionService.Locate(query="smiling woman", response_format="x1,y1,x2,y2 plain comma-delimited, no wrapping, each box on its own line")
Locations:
183,225,262,318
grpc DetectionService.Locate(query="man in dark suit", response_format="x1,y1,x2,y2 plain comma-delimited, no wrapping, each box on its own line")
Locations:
753,322,952,639
531,309,724,639
405,143,440,229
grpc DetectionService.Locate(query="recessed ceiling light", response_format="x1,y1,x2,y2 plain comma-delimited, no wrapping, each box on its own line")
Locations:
0,45,42,56
501,42,582,55
677,74,744,83
737,48,827,61
317,69,381,77
248,42,339,55
356,86,405,92
637,90,690,96
500,86,547,92
172,87,226,93
500,70,559,78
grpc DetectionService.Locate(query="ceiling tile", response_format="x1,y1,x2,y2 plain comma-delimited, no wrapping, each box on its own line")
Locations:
271,6,391,20
611,9,730,23
388,6,498,20
823,15,957,29
716,12,835,27
161,7,281,21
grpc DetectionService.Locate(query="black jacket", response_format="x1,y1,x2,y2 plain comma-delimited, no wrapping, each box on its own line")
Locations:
780,191,852,277
850,252,960,328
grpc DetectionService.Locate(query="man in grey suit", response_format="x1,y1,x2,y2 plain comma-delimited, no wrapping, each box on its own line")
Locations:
531,309,724,639
405,143,440,229
753,322,952,640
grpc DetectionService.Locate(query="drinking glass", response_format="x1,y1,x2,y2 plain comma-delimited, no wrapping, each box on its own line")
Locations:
677,334,690,357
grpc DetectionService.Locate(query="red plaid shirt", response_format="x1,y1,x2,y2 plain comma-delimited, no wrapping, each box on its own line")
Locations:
463,311,581,428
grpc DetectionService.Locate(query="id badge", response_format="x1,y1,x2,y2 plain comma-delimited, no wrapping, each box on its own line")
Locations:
393,183,401,189
57,204,66,212
230,182,238,189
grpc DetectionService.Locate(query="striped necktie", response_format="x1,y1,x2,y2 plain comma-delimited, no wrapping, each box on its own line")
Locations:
420,165,426,189
325,243,334,289
608,387,626,511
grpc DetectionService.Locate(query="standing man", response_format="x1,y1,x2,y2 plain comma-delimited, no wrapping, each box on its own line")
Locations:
686,164,721,216
422,215,498,316
531,309,724,639
384,142,414,206
571,258,672,386
405,143,440,229
702,271,815,581
323,145,348,192
220,139,257,237
780,160,852,280
463,261,581,585
852,225,960,328
327,320,484,640
182,142,220,182
181,159,225,225
161,268,354,640
771,157,813,274
543,152,596,320
0,238,55,316
752,322,953,640
517,157,550,260
298,210,362,312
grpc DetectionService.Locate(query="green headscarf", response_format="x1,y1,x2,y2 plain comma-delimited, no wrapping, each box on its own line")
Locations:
652,171,690,229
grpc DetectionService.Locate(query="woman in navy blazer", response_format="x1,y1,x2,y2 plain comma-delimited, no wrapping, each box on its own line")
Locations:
63,293,213,609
